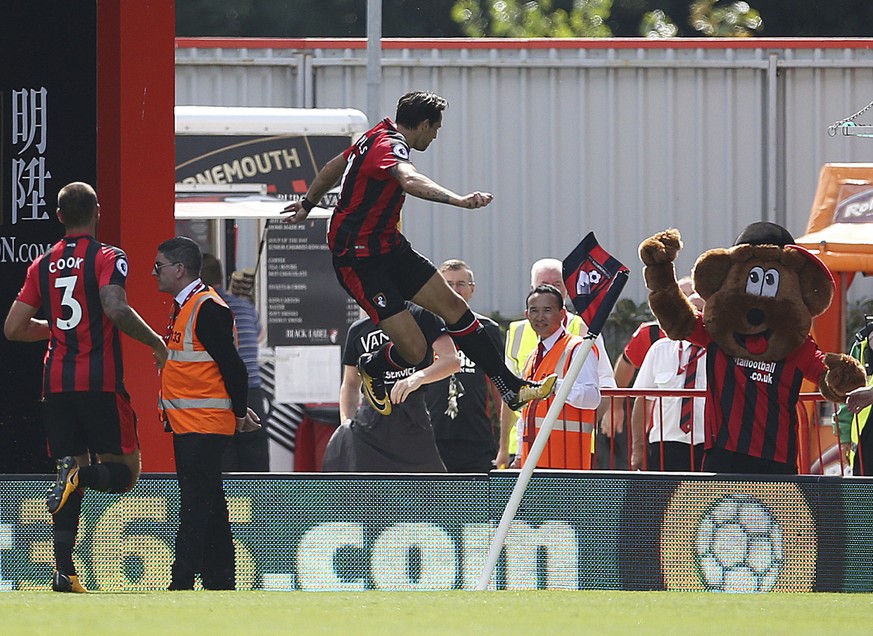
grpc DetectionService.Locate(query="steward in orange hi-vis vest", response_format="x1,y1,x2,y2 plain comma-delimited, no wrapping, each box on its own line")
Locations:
159,288,236,436
521,331,599,469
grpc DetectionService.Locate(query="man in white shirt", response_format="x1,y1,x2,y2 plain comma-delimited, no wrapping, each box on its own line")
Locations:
630,294,707,472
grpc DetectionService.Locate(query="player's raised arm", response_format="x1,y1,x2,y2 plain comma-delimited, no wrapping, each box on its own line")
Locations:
390,161,493,209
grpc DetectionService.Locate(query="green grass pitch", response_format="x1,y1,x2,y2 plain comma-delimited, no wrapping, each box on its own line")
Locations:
2,590,873,635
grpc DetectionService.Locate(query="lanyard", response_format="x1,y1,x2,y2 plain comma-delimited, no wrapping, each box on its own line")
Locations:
177,281,206,310
166,282,207,341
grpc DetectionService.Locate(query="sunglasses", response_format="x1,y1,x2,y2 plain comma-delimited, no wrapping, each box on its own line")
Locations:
153,261,180,275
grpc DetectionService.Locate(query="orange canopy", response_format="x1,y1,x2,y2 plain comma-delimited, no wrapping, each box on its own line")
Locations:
794,163,873,354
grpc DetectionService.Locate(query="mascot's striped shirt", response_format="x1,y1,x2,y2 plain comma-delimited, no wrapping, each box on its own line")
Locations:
687,319,826,464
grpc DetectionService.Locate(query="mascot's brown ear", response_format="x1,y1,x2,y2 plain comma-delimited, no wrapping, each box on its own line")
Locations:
785,247,834,317
692,249,733,300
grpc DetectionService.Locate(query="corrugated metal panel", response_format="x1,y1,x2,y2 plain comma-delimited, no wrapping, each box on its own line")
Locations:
175,46,300,107
176,40,873,320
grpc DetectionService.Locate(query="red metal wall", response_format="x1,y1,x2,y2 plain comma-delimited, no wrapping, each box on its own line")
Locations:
98,1,176,471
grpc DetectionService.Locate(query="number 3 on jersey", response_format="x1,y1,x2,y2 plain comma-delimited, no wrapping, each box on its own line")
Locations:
54,275,83,330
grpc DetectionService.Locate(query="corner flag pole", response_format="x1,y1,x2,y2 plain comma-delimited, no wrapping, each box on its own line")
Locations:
476,269,628,591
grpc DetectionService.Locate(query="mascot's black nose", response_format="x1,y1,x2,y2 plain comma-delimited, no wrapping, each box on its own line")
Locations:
747,308,765,326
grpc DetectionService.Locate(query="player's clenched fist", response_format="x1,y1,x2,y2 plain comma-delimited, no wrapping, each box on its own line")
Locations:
459,191,493,209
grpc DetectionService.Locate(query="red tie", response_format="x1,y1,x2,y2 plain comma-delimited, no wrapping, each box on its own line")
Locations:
532,341,546,375
679,344,703,434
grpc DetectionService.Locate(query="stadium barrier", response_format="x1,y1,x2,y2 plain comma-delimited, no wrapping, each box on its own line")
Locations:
597,390,850,475
1,471,871,593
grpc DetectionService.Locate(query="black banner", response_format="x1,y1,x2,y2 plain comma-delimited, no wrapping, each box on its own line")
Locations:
0,2,97,472
264,218,360,346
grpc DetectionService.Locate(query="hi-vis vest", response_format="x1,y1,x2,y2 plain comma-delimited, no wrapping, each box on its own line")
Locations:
520,331,598,469
850,339,873,466
159,289,235,436
505,314,585,455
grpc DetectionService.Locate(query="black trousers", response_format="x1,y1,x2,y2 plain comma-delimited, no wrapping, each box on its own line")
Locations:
646,440,704,472
702,447,796,475
435,438,496,473
171,432,235,590
594,427,630,470
221,386,270,472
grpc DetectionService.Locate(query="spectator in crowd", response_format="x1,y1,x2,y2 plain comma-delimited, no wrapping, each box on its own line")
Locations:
630,294,707,471
611,276,695,468
837,318,873,474
3,182,168,593
516,285,601,469
324,302,460,472
200,254,269,472
155,237,260,591
425,260,501,472
283,90,554,418
498,258,616,469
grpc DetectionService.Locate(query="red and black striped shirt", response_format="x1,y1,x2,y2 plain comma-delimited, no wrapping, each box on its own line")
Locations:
17,234,129,395
327,118,411,258
687,318,826,464
623,320,665,369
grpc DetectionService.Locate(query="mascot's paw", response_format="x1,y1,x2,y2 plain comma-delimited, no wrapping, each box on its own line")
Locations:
639,229,683,267
639,228,695,339
820,352,866,402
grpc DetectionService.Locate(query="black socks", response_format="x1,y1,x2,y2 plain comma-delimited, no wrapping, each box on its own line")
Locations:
78,462,132,494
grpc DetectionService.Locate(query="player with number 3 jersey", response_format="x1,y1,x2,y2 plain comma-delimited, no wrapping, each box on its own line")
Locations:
19,232,130,394
4,182,167,593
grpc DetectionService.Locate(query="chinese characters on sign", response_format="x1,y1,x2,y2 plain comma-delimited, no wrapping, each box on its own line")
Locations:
10,87,51,225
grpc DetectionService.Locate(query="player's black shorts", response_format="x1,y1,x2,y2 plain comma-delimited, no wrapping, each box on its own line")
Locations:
332,241,437,324
42,391,139,459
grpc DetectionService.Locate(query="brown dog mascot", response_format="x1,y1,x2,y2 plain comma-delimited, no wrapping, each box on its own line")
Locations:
639,222,865,474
